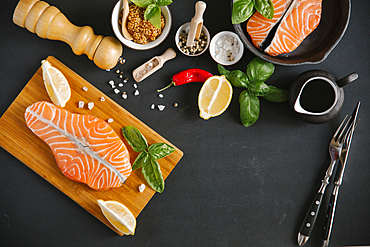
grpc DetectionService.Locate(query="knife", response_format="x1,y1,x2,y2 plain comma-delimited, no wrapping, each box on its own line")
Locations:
322,102,360,247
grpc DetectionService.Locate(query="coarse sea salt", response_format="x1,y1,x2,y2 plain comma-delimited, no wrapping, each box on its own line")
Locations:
214,34,240,63
78,101,84,108
87,102,94,110
138,184,146,193
158,105,165,111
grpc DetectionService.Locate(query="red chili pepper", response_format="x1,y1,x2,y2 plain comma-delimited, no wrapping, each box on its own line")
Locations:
157,68,213,92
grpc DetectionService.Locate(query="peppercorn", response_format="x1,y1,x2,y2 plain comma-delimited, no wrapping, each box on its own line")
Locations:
178,30,208,56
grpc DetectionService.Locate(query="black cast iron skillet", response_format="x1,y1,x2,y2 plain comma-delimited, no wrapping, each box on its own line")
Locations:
232,0,351,66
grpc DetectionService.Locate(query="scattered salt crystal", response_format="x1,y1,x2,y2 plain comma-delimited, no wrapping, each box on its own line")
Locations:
158,105,165,111
134,90,139,96
106,69,110,72
107,118,113,123
87,102,94,110
123,78,129,83
133,84,137,88
82,86,88,91
100,97,105,102
78,101,84,108
158,94,164,98
118,83,123,87
114,88,120,94
109,80,116,88
122,92,127,99
138,184,145,193
151,104,155,109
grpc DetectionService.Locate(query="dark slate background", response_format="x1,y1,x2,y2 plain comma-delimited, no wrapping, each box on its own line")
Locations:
1,0,369,246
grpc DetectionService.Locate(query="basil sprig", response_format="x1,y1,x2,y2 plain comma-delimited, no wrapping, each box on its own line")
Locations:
122,126,175,193
231,0,274,24
131,0,173,29
218,57,287,127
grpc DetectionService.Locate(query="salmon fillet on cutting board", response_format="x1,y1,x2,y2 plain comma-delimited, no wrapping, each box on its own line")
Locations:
265,0,322,56
24,101,132,190
247,0,293,48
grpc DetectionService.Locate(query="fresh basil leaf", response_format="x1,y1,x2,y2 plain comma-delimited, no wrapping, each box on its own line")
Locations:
132,150,150,170
145,4,161,29
131,0,153,8
156,0,172,6
254,0,274,19
246,57,275,83
248,81,270,96
239,90,260,127
142,157,165,193
122,126,148,152
217,64,231,78
228,70,250,88
263,85,288,102
148,143,175,160
231,0,255,24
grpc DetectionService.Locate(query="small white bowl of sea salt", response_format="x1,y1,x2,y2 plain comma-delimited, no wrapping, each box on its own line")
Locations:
209,31,244,66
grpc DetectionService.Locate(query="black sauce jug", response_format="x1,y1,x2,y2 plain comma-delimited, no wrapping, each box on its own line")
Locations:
289,70,358,124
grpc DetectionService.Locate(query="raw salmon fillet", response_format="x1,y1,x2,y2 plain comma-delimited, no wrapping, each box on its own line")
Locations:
247,0,292,48
25,101,132,190
265,0,322,56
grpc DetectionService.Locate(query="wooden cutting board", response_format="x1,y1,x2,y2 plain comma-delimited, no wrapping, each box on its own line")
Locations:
0,56,183,235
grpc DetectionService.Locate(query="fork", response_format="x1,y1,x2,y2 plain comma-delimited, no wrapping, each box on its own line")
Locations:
297,115,353,246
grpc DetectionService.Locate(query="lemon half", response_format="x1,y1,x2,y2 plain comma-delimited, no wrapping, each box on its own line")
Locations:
198,75,233,120
41,60,71,107
97,199,136,235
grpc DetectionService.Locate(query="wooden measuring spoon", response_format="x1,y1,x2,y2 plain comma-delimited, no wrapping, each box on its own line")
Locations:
132,48,177,82
121,0,133,40
186,1,206,47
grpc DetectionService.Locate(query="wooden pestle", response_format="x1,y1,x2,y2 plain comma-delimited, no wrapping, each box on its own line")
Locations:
13,0,123,70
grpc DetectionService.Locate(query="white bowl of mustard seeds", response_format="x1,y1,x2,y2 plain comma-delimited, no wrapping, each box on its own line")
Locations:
111,0,172,50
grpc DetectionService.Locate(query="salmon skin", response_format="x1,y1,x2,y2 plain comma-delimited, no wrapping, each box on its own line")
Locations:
265,0,322,56
247,0,293,49
25,101,132,190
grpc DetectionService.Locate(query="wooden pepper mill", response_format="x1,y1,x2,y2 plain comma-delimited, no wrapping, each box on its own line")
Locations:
13,0,123,70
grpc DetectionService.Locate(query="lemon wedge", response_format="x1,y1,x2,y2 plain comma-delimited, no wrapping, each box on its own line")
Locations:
41,60,71,107
198,75,233,120
97,199,136,235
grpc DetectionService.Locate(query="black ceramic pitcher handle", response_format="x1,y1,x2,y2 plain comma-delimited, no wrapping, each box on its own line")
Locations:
337,73,358,87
